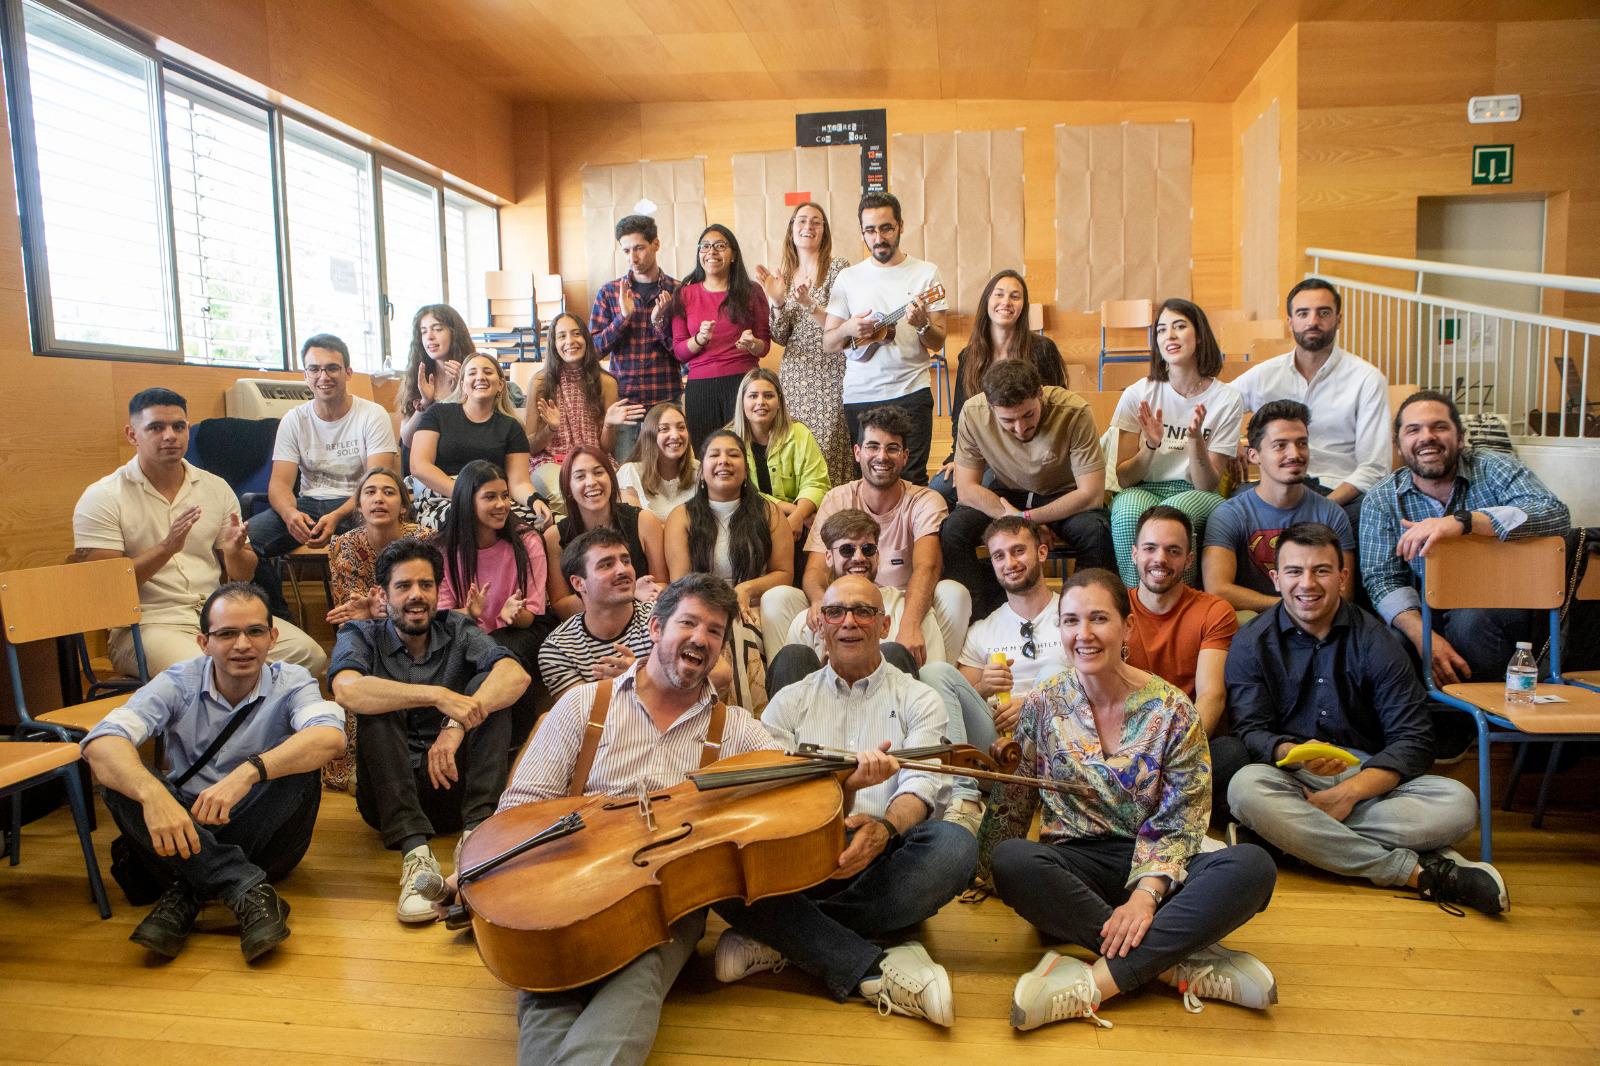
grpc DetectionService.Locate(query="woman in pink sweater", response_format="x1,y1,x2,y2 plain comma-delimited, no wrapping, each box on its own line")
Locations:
668,223,771,454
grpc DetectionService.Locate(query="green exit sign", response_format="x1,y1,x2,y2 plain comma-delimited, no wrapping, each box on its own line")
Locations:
1472,144,1514,185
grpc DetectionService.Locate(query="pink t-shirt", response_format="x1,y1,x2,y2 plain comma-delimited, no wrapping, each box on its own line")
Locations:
805,480,948,591
437,532,548,634
669,283,771,380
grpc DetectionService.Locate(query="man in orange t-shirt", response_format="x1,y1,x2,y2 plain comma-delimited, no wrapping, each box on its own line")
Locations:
1123,505,1241,825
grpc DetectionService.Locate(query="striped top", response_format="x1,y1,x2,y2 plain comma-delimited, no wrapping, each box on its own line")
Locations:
537,601,657,698
499,659,777,807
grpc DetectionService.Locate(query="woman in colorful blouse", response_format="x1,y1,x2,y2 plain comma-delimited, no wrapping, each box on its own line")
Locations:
525,312,642,511
989,567,1277,1031
322,466,417,790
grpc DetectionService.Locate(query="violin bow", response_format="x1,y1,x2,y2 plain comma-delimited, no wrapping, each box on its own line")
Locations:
795,741,1080,796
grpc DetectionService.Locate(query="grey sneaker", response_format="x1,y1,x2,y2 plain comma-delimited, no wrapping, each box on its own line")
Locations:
859,941,953,1027
1418,848,1509,916
1163,944,1278,1012
713,928,786,982
1010,951,1110,1030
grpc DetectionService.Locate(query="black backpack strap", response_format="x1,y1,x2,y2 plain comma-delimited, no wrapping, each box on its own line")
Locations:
170,696,264,791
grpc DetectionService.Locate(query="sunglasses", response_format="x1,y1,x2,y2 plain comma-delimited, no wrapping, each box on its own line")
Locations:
820,604,883,624
1019,620,1038,660
831,542,878,559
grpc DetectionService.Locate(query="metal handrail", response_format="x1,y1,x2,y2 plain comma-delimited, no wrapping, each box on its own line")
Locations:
1307,247,1600,296
1315,273,1600,336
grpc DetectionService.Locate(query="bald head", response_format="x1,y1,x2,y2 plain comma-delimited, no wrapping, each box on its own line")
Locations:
823,574,883,610
818,574,890,675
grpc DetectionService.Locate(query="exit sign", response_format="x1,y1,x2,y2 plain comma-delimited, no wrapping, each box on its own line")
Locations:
1472,144,1514,185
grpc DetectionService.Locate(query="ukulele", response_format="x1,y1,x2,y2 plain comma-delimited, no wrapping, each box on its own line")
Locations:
850,283,945,360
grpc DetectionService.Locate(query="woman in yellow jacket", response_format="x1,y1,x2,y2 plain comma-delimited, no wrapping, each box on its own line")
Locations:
728,368,830,574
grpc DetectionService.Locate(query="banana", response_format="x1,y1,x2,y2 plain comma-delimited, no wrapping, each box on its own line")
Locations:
1275,741,1360,769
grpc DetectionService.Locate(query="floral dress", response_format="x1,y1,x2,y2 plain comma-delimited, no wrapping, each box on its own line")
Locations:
772,256,853,485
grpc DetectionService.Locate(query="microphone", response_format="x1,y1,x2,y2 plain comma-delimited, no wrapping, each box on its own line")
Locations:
412,870,473,930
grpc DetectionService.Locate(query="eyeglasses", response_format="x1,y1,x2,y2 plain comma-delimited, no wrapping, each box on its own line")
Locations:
697,241,731,253
831,542,878,559
1019,620,1038,660
819,604,883,624
304,364,344,377
207,625,272,642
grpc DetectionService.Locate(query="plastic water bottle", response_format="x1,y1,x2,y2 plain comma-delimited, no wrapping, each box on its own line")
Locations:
1505,642,1538,706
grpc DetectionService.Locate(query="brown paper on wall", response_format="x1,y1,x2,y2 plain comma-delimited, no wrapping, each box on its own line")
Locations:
1055,122,1192,314
1240,100,1280,321
581,159,706,303
730,145,862,276
891,129,1025,313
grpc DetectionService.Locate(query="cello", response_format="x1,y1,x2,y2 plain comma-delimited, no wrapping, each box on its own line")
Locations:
449,739,1052,992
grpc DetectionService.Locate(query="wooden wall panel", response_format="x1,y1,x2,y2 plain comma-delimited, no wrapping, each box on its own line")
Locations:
1230,26,1297,317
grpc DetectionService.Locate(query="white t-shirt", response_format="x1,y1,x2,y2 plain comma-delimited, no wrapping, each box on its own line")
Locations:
826,255,947,404
272,397,398,500
618,461,697,522
1112,377,1246,485
958,592,1066,697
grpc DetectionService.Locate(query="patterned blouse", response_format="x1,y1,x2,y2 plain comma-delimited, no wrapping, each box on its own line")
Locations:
328,523,421,605
1013,667,1210,886
529,368,604,468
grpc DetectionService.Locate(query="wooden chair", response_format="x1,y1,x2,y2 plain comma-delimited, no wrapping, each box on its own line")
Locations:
1063,362,1095,393
1097,299,1152,390
1248,335,1288,364
1218,319,1287,362
1388,383,1418,469
0,558,149,741
1563,560,1600,692
476,271,541,361
1099,361,1146,392
1074,391,1122,437
284,546,333,630
0,740,110,918
1421,536,1600,859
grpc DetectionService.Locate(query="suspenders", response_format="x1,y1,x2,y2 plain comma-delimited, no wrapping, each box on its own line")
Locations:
565,678,730,797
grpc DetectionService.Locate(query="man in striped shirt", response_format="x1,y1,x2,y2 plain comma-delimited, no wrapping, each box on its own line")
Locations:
537,529,657,699
493,573,904,1066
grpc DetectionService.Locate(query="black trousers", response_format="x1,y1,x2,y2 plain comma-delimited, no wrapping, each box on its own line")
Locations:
843,388,934,486
940,491,1115,620
1207,733,1252,829
103,770,321,905
492,621,554,753
354,704,511,849
684,373,747,455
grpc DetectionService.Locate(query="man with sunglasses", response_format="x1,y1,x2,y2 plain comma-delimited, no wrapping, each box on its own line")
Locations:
81,582,346,962
713,575,976,1026
249,333,398,612
762,406,969,666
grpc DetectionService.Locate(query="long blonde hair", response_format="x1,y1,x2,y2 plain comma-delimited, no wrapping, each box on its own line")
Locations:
447,353,519,419
728,367,793,451
778,201,833,293
636,402,699,497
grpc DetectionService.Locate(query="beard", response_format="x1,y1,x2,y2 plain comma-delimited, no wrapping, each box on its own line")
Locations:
1406,449,1458,480
393,600,434,635
870,240,896,263
1292,325,1334,353
997,562,1042,594
662,639,713,689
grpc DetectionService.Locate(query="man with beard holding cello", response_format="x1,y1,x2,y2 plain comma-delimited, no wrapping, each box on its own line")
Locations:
470,572,901,1065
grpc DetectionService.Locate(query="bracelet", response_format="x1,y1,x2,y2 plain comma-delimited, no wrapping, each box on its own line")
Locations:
441,718,465,731
1143,437,1160,450
915,321,930,336
1022,508,1033,522
872,815,901,841
247,754,268,783
1136,884,1163,906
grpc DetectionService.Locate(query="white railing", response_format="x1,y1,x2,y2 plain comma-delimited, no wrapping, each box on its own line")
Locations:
1307,248,1600,442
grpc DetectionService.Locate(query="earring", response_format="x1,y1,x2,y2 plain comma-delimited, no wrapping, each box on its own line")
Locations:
1121,645,1131,662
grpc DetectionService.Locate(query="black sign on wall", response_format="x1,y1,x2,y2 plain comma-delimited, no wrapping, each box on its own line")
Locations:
795,108,887,196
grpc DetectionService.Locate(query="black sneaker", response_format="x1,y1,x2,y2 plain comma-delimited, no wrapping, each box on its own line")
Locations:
129,880,202,958
1417,851,1509,916
231,883,291,961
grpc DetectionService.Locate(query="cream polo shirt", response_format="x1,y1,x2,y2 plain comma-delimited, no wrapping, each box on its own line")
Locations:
72,458,242,626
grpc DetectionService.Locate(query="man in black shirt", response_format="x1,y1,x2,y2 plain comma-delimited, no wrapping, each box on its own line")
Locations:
1224,523,1507,915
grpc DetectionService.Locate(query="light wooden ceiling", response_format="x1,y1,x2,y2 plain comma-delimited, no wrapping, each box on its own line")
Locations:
380,0,1600,104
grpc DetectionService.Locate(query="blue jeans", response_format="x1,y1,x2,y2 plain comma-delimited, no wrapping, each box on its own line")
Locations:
246,494,353,557
713,819,977,999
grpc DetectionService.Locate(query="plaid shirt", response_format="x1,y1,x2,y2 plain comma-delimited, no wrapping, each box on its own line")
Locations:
1358,449,1570,623
589,273,682,408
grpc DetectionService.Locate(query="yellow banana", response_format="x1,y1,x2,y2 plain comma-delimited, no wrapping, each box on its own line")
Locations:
1275,741,1360,769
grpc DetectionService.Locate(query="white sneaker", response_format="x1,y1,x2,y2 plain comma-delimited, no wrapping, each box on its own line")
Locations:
714,928,786,982
941,796,986,836
1163,944,1278,1013
397,846,441,924
452,829,473,876
858,941,953,1027
1011,951,1110,1030
1198,833,1227,853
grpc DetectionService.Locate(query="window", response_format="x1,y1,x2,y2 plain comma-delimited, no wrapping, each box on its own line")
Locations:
445,189,499,325
282,119,381,372
165,75,283,367
380,167,442,368
12,0,176,355
3,0,498,370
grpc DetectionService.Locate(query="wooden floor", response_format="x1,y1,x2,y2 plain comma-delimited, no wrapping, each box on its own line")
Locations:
3,759,1599,1066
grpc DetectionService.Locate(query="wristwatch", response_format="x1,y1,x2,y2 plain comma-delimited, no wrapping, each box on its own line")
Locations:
1453,510,1473,534
871,815,901,842
246,754,268,783
1136,884,1163,906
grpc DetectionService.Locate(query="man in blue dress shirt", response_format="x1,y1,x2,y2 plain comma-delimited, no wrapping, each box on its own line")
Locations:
82,582,345,961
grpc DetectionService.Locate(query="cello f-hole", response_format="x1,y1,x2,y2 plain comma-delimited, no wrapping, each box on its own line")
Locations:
631,824,693,867
601,793,672,811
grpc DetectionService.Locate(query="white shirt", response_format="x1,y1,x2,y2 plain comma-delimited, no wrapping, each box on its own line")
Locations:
73,458,241,626
1232,346,1391,494
1112,377,1246,484
272,396,398,500
618,461,697,522
959,592,1067,697
826,255,947,404
760,658,951,819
